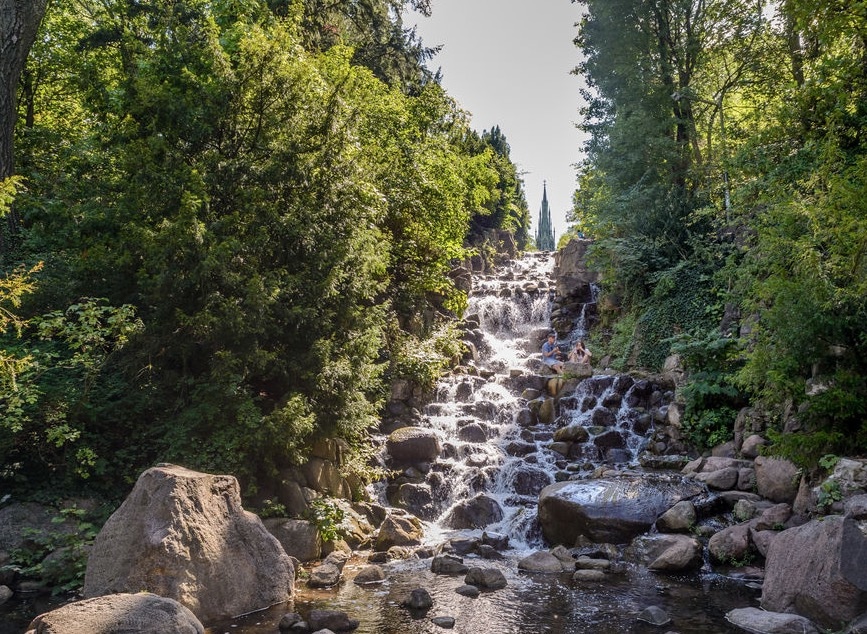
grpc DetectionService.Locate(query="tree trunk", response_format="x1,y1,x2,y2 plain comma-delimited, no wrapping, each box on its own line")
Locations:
0,0,48,243
1,0,48,177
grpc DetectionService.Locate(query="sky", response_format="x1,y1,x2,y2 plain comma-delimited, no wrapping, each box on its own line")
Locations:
408,0,587,242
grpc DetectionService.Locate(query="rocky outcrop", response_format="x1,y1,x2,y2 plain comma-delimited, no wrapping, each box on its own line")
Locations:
386,427,442,465
761,515,867,630
25,593,204,634
83,464,294,623
264,518,321,562
538,476,704,545
372,512,423,551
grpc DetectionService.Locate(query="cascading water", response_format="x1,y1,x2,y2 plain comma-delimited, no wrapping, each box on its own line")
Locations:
407,252,665,549
205,252,754,634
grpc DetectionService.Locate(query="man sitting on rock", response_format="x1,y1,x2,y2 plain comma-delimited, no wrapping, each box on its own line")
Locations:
541,332,564,374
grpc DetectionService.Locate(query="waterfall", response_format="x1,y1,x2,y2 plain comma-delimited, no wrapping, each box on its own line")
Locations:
382,252,670,550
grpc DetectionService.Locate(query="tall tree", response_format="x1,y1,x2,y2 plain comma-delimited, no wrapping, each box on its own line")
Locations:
0,0,48,237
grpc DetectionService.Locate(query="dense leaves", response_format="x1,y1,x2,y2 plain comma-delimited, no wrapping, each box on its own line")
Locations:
572,0,867,463
1,0,530,494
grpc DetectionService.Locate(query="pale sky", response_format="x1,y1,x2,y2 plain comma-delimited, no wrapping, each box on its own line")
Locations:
409,0,586,242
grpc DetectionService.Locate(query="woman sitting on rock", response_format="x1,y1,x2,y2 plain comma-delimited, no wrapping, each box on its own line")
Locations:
568,339,592,364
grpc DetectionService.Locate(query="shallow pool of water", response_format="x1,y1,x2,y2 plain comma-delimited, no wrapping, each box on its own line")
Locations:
205,552,758,634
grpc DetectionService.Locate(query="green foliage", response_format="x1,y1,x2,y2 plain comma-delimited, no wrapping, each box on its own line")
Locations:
765,428,845,471
597,309,637,371
3,0,516,495
672,329,745,451
816,479,842,511
2,506,99,594
305,497,345,543
256,498,288,519
818,454,839,471
388,321,464,392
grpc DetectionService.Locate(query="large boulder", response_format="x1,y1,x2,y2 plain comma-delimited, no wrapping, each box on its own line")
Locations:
538,476,704,545
386,427,442,464
754,456,800,503
553,238,600,301
83,464,294,623
25,593,204,634
725,607,819,634
628,534,703,572
762,515,867,629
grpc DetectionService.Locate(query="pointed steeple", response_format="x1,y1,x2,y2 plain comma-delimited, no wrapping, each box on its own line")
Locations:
535,181,555,251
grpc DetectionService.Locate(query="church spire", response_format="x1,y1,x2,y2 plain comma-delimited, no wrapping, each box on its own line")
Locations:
535,181,555,251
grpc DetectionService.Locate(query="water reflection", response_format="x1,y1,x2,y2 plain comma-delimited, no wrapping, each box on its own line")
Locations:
205,553,756,634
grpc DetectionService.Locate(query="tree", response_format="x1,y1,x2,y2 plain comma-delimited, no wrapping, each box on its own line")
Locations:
0,0,48,238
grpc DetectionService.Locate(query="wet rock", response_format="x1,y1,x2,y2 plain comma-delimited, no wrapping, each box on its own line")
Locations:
575,556,609,571
443,494,503,529
476,544,504,559
307,563,341,587
0,585,12,605
725,607,818,634
517,551,566,573
82,464,293,623
538,476,704,545
646,535,703,572
386,427,442,464
637,605,671,626
590,407,616,427
353,565,386,585
762,516,867,629
402,588,433,610
464,567,507,589
391,483,436,521
505,441,536,457
457,423,487,443
481,531,509,550
443,536,478,555
278,612,303,631
431,616,456,628
308,609,359,632
572,569,606,582
373,512,424,550
656,500,696,533
431,554,469,575
553,424,590,443
455,584,480,597
512,467,553,496
25,593,204,634
593,430,626,450
514,407,537,427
